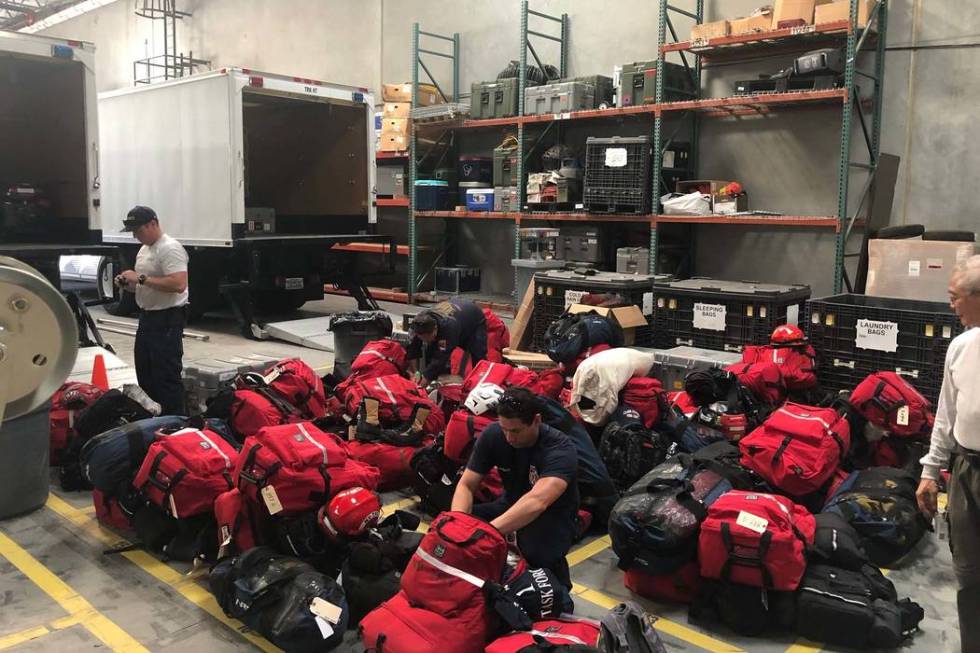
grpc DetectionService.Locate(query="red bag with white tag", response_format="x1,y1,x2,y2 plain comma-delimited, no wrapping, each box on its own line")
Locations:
359,591,478,653
263,358,329,419
460,360,538,397
133,427,238,518
214,488,262,555
233,421,350,515
848,371,934,438
347,438,429,491
724,361,787,406
698,490,815,591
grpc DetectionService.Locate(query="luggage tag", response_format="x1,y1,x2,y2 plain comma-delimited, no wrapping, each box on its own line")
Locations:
736,511,769,535
218,525,233,559
310,597,343,624
936,493,949,541
896,406,910,427
261,485,284,515
169,494,179,519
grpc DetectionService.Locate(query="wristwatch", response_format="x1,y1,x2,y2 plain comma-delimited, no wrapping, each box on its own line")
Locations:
137,274,147,286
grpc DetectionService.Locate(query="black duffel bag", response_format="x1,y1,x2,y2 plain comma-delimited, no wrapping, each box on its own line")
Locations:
544,311,623,365
598,421,671,491
210,547,349,652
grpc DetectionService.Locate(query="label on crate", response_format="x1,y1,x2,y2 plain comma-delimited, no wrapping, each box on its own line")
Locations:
786,304,800,325
855,319,899,353
908,260,921,277
663,150,676,168
565,290,587,308
642,292,654,316
604,148,628,167
693,302,727,331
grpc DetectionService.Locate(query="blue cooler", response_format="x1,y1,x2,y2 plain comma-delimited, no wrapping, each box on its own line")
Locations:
415,180,450,210
466,187,494,211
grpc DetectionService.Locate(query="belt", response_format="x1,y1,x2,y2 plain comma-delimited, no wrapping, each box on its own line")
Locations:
954,443,980,465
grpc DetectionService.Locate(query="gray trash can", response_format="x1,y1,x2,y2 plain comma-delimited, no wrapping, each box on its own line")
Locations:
0,401,50,520
328,312,394,378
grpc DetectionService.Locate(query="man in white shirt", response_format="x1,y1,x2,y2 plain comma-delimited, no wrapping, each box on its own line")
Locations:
115,206,189,415
917,254,980,652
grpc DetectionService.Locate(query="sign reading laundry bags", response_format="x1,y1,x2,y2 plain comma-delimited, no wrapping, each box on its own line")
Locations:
855,319,899,353
693,302,726,331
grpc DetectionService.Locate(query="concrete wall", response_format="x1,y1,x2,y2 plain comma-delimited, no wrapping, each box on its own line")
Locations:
38,0,980,297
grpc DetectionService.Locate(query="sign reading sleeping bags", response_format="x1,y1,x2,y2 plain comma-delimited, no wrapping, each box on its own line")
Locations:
855,319,899,353
693,302,726,331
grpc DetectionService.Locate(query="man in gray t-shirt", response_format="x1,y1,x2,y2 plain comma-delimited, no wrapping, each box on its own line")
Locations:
115,205,189,414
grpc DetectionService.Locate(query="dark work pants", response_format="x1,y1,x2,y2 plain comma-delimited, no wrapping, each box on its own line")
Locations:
474,496,576,590
948,450,980,652
135,307,186,416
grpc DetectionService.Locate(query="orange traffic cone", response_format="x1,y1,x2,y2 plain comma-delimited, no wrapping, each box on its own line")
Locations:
91,353,110,391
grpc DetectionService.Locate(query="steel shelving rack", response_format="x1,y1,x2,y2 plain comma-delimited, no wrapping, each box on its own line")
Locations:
406,0,887,302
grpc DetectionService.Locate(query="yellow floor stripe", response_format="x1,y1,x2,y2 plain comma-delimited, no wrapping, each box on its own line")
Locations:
44,494,282,653
571,583,744,653
0,530,148,652
0,625,51,650
381,496,419,518
784,640,823,653
566,535,611,567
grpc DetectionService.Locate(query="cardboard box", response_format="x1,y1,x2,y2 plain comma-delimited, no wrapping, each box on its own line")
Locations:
676,179,735,194
691,19,730,41
378,132,409,152
568,303,648,345
382,82,442,105
381,118,409,136
382,102,411,118
772,0,832,28
730,8,774,34
815,0,872,28
867,239,976,303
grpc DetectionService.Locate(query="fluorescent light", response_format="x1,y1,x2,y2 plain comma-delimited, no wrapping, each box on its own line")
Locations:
19,0,121,33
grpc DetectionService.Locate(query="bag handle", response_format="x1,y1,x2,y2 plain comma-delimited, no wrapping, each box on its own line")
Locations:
434,513,498,546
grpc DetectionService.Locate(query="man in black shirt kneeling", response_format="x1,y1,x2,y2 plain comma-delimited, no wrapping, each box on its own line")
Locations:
451,387,579,589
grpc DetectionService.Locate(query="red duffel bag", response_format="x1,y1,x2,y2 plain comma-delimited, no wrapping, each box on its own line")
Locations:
400,511,508,648
724,361,787,406
133,427,238,518
623,561,701,605
359,591,477,653
484,309,510,363
343,374,446,436
92,488,133,532
234,422,350,515
263,358,329,418
621,377,665,429
739,403,850,498
50,382,105,466
742,344,818,392
485,617,602,652
214,488,262,556
461,360,538,397
347,438,430,492
348,339,407,379
698,490,815,591
444,409,496,465
532,367,566,400
848,371,934,438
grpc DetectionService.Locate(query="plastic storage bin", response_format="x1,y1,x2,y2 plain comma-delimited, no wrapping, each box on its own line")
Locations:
646,346,743,392
584,136,653,214
435,266,481,294
525,81,595,115
470,78,520,119
458,156,493,184
805,294,963,405
183,353,281,412
329,312,394,378
619,60,696,106
653,278,811,352
0,402,50,519
415,180,450,211
617,247,650,274
465,188,494,211
571,74,614,107
493,145,519,187
494,186,519,212
531,269,672,350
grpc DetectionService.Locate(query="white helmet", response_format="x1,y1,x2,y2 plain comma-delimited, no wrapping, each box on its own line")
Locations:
464,383,505,416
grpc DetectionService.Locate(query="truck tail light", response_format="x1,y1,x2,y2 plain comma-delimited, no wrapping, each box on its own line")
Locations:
249,76,264,87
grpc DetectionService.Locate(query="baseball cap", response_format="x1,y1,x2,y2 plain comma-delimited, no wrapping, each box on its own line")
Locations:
122,205,157,231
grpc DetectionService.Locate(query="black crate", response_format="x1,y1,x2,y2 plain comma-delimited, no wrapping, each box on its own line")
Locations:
584,136,652,215
653,278,811,353
531,269,671,350
435,266,481,294
805,294,964,405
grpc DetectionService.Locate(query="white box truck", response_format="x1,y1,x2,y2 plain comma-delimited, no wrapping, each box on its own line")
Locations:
98,67,389,335
0,32,115,289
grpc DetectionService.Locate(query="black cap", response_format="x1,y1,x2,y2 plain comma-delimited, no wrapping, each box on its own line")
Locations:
122,205,157,231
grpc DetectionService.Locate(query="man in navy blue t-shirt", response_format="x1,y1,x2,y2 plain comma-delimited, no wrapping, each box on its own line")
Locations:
451,387,579,589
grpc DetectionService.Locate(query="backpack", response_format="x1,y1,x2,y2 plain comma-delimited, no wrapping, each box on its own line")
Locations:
609,442,756,575
343,375,446,436
484,308,511,361
742,344,817,392
597,421,671,491
599,601,668,653
209,547,349,652
460,360,539,397
50,382,106,466
359,591,477,653
73,389,155,441
133,426,239,519
444,409,496,465
809,512,868,571
623,561,701,605
822,467,930,566
738,403,850,498
234,422,375,515
723,361,787,407
796,563,924,649
620,377,665,429
485,617,602,653
683,368,737,407
847,371,934,438
689,579,797,637
347,339,407,380
263,358,330,419
545,312,623,365
207,384,306,441
410,441,504,516
698,491,815,591
80,416,193,495
347,437,429,492
214,488,262,557
342,519,424,623
399,512,508,647
532,367,566,401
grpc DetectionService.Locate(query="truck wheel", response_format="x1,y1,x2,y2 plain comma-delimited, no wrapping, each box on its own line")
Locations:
96,257,117,303
104,289,139,317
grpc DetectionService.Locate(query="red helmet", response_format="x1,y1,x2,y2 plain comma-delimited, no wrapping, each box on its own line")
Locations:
770,324,806,345
318,487,382,539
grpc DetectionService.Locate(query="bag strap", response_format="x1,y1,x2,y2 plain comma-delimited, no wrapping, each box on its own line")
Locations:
414,545,487,588
719,522,774,589
898,597,925,636
433,513,497,546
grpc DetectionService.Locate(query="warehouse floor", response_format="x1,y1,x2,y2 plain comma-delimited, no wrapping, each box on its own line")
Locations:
0,294,963,652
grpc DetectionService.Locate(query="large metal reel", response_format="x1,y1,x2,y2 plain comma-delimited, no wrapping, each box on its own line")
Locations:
0,256,78,422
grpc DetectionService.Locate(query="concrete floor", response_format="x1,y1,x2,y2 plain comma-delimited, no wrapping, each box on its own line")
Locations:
0,292,962,652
